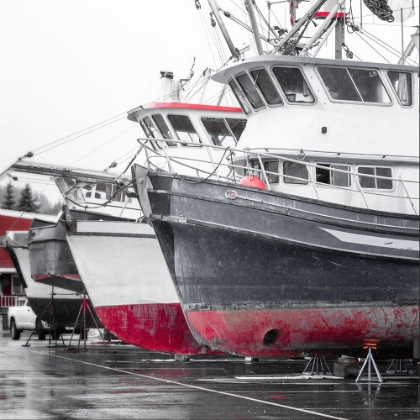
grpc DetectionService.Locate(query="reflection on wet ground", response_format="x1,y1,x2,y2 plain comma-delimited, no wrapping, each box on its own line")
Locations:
0,330,418,420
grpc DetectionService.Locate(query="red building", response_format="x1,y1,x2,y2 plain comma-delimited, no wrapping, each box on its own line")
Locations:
0,210,34,312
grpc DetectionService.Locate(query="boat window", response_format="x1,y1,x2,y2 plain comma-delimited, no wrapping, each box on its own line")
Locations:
358,166,393,189
272,67,314,103
347,68,390,103
229,79,251,115
236,73,266,110
283,161,308,184
250,160,279,184
111,185,124,203
250,68,283,105
387,71,412,106
226,118,247,141
138,119,158,151
316,164,351,187
318,67,390,103
152,114,177,147
86,191,102,199
143,117,160,138
201,117,236,147
139,120,151,138
167,115,201,147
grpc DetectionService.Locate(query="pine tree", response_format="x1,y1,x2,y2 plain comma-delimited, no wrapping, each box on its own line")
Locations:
2,182,16,210
16,183,40,213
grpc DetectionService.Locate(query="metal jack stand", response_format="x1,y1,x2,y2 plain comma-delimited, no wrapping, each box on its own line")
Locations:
386,358,415,375
303,356,332,375
23,287,65,347
356,339,383,383
67,290,104,352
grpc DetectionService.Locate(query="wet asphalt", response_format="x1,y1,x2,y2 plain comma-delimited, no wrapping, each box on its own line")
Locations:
0,329,418,420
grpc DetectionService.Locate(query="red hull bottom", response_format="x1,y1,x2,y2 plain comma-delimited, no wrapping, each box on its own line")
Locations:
186,305,419,357
33,274,83,293
95,303,220,355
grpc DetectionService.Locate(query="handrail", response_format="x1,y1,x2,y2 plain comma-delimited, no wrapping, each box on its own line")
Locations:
137,138,419,215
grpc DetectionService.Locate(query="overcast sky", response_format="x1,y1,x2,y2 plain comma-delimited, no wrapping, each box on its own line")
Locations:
0,0,418,197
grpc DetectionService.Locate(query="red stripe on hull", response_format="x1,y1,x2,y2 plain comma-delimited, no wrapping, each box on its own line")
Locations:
186,306,419,357
95,303,221,355
33,274,82,281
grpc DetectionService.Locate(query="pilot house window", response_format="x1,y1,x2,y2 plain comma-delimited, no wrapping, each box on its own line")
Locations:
250,68,283,105
152,114,177,147
272,67,314,103
236,73,266,110
201,117,245,147
318,67,391,104
229,79,251,115
226,118,247,141
167,115,201,146
387,71,412,106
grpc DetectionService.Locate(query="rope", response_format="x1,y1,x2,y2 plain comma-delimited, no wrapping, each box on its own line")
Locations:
176,147,231,185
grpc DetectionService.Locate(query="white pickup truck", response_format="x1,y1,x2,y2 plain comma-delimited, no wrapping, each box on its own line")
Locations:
7,298,51,340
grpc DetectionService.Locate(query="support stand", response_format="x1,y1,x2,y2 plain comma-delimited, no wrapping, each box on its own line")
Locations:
302,356,332,375
66,291,105,352
356,339,383,383
23,287,65,347
386,358,415,375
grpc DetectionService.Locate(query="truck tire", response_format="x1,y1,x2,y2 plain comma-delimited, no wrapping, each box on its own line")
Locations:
37,321,46,340
50,327,61,340
10,319,21,340
79,329,88,340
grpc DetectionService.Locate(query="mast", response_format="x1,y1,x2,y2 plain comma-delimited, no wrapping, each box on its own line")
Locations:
207,0,240,59
246,0,264,55
275,0,329,52
334,7,345,59
301,0,346,57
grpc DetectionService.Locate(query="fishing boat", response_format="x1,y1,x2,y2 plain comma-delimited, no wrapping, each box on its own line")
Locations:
65,96,247,354
133,0,419,357
24,168,138,294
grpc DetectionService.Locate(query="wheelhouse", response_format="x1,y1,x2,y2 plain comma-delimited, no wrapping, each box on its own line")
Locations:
127,102,247,151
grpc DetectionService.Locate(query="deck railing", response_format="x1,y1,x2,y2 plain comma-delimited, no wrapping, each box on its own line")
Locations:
137,138,419,216
0,295,17,308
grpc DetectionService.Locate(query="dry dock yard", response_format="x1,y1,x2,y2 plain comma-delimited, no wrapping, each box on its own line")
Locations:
0,330,418,420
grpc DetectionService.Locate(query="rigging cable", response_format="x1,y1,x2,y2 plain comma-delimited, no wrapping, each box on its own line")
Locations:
69,126,137,167
198,7,220,69
352,29,392,62
28,113,126,156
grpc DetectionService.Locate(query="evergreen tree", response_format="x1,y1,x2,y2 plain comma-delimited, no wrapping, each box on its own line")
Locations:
16,183,40,213
2,182,16,210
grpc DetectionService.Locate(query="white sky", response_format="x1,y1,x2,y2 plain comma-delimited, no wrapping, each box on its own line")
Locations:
0,0,418,199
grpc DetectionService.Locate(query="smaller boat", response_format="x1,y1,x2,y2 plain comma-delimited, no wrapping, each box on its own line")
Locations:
67,219,219,354
2,225,100,333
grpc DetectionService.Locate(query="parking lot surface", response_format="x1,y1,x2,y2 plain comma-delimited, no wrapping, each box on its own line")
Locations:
0,330,418,420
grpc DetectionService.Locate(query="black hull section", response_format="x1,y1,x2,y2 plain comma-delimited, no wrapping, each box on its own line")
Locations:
155,222,418,309
28,297,102,329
